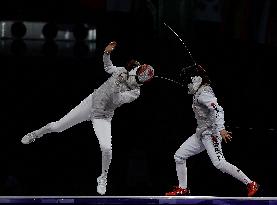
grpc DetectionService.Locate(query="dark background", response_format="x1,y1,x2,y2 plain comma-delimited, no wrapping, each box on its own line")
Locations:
0,0,276,196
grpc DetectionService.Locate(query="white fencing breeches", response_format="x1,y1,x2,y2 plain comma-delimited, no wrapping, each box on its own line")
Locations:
174,132,251,188
33,93,112,177
34,94,93,136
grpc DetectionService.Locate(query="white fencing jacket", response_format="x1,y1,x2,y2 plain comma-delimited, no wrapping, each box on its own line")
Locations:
90,53,140,119
192,85,225,137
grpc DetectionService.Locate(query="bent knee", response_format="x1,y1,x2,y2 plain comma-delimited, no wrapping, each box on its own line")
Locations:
174,154,186,164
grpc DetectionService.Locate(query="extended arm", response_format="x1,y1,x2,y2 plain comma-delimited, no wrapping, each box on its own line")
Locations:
103,41,118,74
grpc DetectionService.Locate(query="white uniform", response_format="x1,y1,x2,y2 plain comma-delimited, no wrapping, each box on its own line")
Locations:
27,53,141,195
36,53,139,135
174,84,252,189
91,53,140,119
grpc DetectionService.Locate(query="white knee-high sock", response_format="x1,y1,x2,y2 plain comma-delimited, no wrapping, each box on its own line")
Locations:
176,160,188,189
101,150,112,179
220,161,252,185
33,123,54,137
